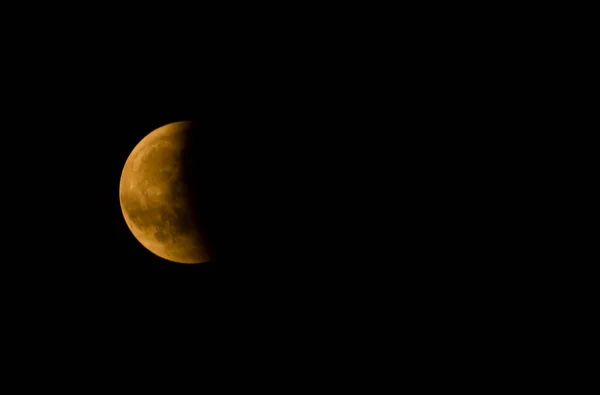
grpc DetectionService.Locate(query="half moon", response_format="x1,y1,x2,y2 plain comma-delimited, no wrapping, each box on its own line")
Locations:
119,121,210,264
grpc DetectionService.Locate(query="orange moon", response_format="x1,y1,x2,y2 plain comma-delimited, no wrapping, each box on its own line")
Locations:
119,121,210,264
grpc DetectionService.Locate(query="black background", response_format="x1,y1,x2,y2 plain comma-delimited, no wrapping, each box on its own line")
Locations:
2,10,385,275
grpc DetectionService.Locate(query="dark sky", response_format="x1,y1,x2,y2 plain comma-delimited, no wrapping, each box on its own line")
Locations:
2,14,344,274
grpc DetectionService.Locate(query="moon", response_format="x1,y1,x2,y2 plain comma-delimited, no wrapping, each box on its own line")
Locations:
119,121,210,264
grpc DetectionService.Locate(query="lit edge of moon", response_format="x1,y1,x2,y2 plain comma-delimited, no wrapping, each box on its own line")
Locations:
119,121,210,264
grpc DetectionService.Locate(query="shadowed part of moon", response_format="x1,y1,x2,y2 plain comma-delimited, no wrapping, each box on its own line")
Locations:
119,121,210,264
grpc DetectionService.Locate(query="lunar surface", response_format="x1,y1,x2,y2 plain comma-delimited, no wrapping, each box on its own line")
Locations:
119,121,210,264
